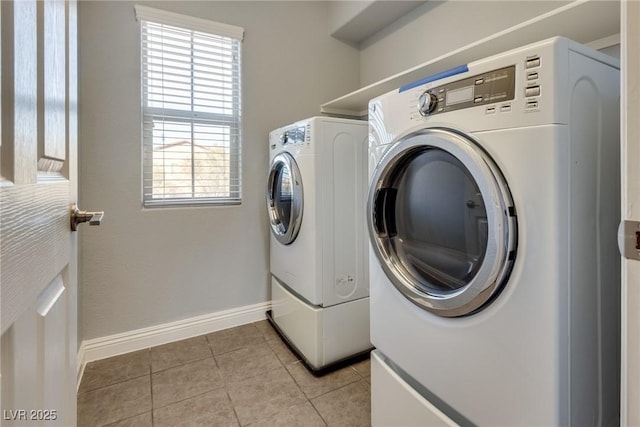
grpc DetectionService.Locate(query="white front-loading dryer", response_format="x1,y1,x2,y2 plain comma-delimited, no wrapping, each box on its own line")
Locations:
267,116,372,371
368,37,620,426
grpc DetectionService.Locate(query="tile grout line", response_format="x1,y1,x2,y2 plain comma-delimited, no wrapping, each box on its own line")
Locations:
150,345,228,412
308,378,371,427
278,357,334,426
352,364,370,382
223,327,282,400
308,398,330,427
78,347,154,395
150,355,214,375
102,409,151,427
151,386,230,413
77,371,151,395
148,347,155,427
223,388,242,427
238,330,312,426
206,328,278,426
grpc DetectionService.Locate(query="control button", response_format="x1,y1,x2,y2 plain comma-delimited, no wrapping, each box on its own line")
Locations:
500,104,511,112
418,91,438,116
474,96,483,103
526,57,541,68
486,107,496,114
526,101,539,110
527,72,539,81
475,78,484,85
525,86,541,97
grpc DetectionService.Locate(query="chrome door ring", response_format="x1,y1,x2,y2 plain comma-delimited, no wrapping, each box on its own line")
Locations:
267,152,304,245
368,127,517,317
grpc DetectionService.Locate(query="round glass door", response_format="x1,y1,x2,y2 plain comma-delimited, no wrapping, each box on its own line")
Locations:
368,128,517,317
267,152,303,245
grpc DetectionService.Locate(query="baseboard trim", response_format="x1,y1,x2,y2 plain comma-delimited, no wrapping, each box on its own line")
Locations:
77,301,271,388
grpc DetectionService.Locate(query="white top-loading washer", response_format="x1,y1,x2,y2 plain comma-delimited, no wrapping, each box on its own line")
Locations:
368,37,620,426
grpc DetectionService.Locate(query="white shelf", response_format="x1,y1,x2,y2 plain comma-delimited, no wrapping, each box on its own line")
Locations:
321,0,620,117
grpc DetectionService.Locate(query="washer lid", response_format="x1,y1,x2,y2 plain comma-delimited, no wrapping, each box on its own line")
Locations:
368,128,517,317
267,152,304,245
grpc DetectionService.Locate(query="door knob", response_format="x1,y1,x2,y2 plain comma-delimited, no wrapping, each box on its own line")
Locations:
70,203,104,231
618,220,640,260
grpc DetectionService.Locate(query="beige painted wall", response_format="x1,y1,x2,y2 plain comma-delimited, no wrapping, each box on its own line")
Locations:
359,1,567,86
78,1,360,340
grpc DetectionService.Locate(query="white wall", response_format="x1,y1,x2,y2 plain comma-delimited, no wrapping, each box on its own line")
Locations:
359,1,567,86
78,1,360,340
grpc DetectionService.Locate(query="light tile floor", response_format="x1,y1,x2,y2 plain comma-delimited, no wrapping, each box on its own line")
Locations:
77,320,371,426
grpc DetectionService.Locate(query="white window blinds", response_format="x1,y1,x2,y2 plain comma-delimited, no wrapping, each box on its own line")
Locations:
136,6,243,207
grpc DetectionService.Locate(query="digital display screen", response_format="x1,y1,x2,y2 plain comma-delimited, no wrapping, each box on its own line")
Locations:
446,86,474,106
284,126,306,144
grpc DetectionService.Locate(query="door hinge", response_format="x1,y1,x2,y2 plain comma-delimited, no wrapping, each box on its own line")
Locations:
618,220,640,260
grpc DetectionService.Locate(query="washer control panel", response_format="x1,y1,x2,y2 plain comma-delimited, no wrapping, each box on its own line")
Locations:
280,126,307,145
416,65,516,117
270,122,313,152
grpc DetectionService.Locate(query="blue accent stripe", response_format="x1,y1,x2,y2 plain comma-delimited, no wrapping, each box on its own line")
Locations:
399,64,469,93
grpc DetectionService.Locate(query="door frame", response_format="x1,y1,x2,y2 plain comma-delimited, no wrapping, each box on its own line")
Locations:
621,1,639,424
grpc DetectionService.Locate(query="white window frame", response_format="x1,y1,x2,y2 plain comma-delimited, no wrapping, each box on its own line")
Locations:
135,5,244,207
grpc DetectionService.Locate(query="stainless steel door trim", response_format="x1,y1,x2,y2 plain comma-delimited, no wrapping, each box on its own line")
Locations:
267,152,304,245
368,127,517,317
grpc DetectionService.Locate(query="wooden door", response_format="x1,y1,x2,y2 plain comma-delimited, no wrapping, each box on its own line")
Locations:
1,0,78,425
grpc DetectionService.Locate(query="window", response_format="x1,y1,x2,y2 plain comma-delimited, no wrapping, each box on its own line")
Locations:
135,6,243,207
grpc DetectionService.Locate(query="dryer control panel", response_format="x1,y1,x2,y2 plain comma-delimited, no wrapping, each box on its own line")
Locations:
417,65,516,117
